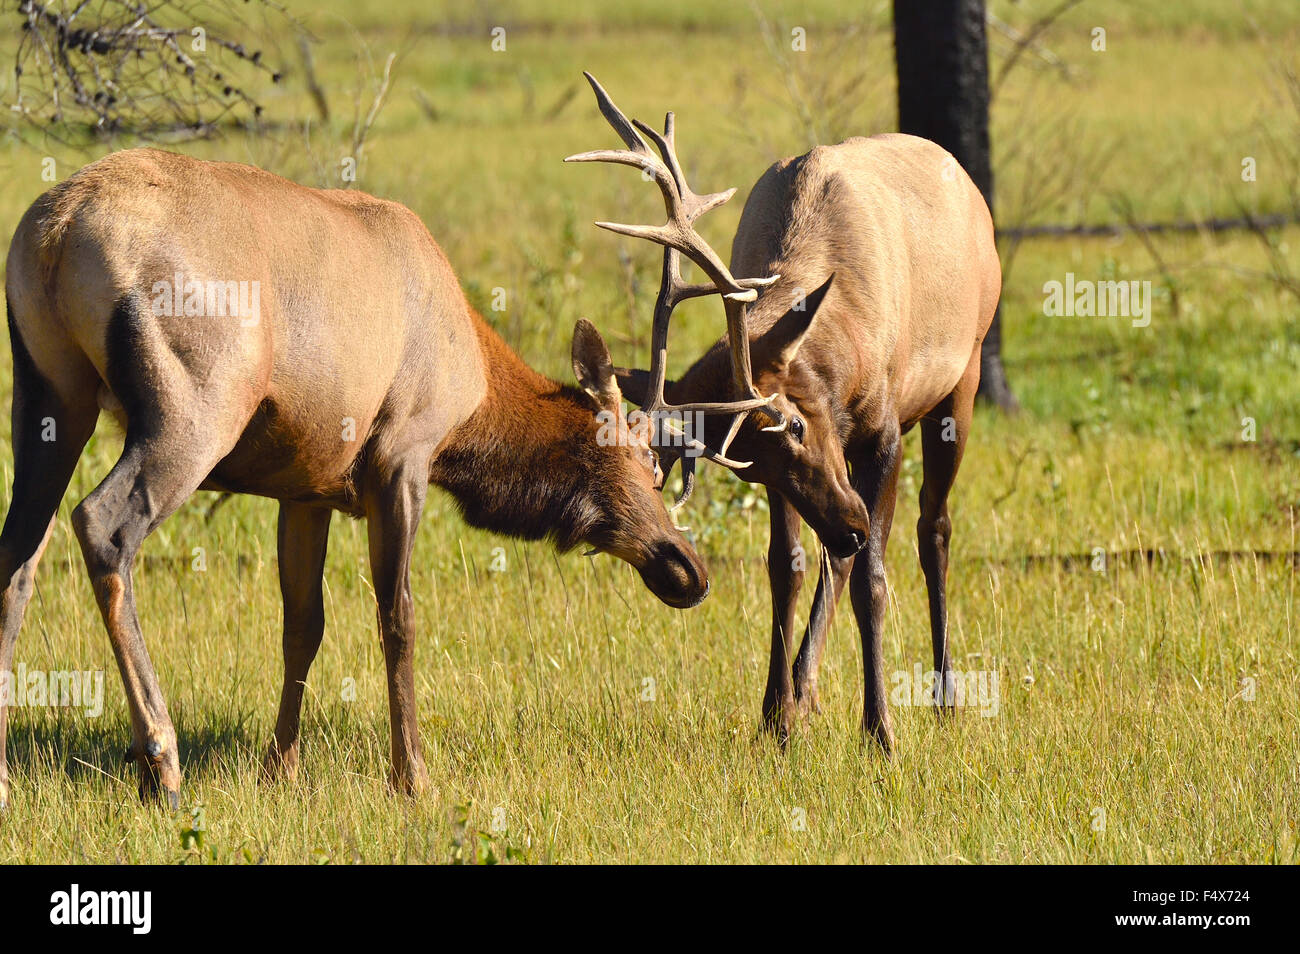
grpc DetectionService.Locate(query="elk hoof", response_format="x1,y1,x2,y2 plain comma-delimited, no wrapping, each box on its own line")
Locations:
389,765,431,798
261,743,299,783
0,778,8,812
133,737,181,809
795,685,822,718
759,706,796,747
932,673,958,719
137,773,181,811
862,719,895,758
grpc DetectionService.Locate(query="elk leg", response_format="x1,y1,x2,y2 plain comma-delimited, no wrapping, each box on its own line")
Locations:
848,427,902,754
792,546,853,716
263,501,332,781
0,352,96,810
917,352,978,715
761,490,804,743
364,457,431,796
72,429,232,808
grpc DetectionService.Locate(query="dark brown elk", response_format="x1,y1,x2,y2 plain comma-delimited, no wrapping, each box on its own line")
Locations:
571,76,1001,752
0,147,716,809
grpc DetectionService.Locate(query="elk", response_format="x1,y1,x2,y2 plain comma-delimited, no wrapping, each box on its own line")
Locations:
571,75,1001,751
0,147,716,809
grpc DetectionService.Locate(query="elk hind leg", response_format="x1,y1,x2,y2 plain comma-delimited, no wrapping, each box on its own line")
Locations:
263,501,332,781
917,353,978,715
73,423,242,807
0,321,97,810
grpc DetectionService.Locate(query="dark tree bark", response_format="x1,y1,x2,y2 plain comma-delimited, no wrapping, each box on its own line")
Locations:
893,0,1018,410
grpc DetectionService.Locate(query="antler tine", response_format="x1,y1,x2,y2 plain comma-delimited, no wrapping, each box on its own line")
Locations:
632,116,739,225
580,71,655,157
655,421,760,517
635,247,767,510
666,430,753,516
634,112,687,196
675,456,698,514
675,274,779,302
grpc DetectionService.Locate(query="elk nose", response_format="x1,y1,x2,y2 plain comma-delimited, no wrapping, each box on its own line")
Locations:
642,539,710,609
829,529,867,559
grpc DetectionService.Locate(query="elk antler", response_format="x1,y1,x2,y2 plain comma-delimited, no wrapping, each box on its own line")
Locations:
566,72,786,510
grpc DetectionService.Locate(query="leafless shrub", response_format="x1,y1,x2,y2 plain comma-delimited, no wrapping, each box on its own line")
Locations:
7,0,295,142
741,1,893,153
988,0,1084,94
290,40,406,189
993,74,1118,286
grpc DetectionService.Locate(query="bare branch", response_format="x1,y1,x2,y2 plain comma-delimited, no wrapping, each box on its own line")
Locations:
7,0,296,142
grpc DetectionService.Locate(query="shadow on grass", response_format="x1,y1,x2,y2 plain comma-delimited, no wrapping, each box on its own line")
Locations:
5,712,260,787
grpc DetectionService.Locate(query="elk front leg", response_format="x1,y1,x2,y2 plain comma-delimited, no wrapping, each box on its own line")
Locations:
917,354,977,714
263,502,332,781
792,546,853,716
761,491,805,742
848,429,902,754
364,459,430,796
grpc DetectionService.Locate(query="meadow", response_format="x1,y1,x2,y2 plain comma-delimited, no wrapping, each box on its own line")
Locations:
0,0,1296,863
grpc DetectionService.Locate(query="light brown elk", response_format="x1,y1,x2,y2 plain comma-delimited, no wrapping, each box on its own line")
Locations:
571,76,1001,751
0,147,720,809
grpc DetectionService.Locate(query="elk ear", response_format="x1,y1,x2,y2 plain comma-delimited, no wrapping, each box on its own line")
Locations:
753,273,834,371
572,318,622,411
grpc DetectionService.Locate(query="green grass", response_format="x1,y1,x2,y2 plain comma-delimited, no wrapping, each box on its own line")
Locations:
0,1,1296,863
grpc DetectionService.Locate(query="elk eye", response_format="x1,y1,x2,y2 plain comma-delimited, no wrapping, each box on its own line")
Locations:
789,416,806,443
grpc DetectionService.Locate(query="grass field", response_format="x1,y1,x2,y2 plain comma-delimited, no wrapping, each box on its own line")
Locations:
0,0,1297,863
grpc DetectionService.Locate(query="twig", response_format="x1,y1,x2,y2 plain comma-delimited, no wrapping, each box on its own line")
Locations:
990,0,1084,95
297,33,329,122
1108,193,1181,317
347,50,396,183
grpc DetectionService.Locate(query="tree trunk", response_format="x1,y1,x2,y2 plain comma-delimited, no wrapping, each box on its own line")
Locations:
893,0,1018,410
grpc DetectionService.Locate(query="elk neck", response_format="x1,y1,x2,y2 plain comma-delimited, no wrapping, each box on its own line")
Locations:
429,311,603,550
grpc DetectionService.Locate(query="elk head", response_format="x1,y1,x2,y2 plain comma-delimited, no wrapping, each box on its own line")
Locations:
568,317,709,608
568,73,869,558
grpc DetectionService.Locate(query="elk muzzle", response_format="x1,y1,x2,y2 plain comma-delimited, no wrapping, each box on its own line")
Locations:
827,509,871,559
635,537,710,608
799,485,871,559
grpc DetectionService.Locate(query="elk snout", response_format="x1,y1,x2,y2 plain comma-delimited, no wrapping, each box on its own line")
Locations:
838,529,868,558
636,537,710,609
828,526,869,559
814,493,871,559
